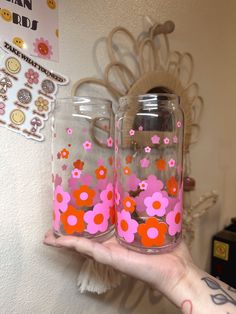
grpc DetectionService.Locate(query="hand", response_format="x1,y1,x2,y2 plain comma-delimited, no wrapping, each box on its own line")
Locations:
44,231,236,314
44,230,193,299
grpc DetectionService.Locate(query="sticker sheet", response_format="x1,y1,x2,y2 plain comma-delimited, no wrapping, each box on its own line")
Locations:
0,41,68,141
0,0,59,61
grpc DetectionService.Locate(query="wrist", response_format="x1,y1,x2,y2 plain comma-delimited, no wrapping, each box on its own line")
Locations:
166,261,201,312
168,263,234,314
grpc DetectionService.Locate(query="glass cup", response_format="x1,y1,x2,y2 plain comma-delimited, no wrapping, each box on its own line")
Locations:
114,94,184,253
52,97,115,241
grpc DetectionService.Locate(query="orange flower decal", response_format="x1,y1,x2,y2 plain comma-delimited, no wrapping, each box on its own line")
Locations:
156,159,166,171
95,165,107,180
166,176,178,196
123,166,131,175
73,159,84,170
73,185,95,207
122,195,136,213
138,217,168,247
125,155,133,164
60,205,85,234
61,148,69,159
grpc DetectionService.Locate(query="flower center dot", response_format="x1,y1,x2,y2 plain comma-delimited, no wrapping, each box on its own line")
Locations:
107,191,113,200
94,213,104,224
38,43,49,55
147,227,158,239
68,215,77,226
153,201,161,209
80,192,88,200
175,212,181,224
126,201,131,208
121,219,128,232
56,193,63,203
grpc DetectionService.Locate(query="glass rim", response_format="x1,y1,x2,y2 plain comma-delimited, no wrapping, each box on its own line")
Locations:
56,96,112,106
120,93,179,102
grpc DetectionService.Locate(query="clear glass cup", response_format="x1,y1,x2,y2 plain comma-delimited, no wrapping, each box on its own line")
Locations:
114,94,184,253
52,97,115,241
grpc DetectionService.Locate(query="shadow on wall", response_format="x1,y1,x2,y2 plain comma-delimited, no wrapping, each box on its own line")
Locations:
48,248,170,314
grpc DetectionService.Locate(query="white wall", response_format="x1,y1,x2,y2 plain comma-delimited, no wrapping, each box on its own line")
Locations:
1,1,236,313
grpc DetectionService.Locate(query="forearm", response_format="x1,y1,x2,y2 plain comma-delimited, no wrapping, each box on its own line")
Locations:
169,263,236,314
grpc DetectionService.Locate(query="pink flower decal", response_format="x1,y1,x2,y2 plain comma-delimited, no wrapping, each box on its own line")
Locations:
173,135,178,143
166,201,182,236
107,137,113,147
168,159,175,168
25,69,39,85
136,175,164,213
144,192,169,217
151,135,160,144
100,183,114,207
140,158,150,168
71,168,81,178
138,126,143,131
33,37,53,59
52,204,60,231
115,144,119,153
54,174,62,188
129,129,135,136
84,203,109,234
54,185,70,212
177,121,182,128
66,128,73,135
126,173,140,191
96,178,109,191
163,137,170,145
117,210,138,243
144,146,151,153
61,164,67,171
80,173,93,186
115,185,121,205
68,177,78,193
0,102,5,115
139,180,148,190
83,140,92,151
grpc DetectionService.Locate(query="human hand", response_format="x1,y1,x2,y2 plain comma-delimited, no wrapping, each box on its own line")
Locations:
44,231,236,314
44,230,193,300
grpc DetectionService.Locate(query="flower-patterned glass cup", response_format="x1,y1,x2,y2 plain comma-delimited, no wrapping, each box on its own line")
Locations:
52,97,115,240
114,94,184,253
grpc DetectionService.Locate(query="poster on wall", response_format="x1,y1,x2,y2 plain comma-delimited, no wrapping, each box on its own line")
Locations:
0,41,68,141
0,0,59,61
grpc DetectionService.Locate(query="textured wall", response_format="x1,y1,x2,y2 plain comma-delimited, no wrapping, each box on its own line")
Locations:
0,0,236,313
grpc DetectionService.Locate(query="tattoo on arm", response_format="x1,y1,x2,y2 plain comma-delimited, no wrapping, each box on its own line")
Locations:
180,299,193,314
201,277,236,306
228,286,236,293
